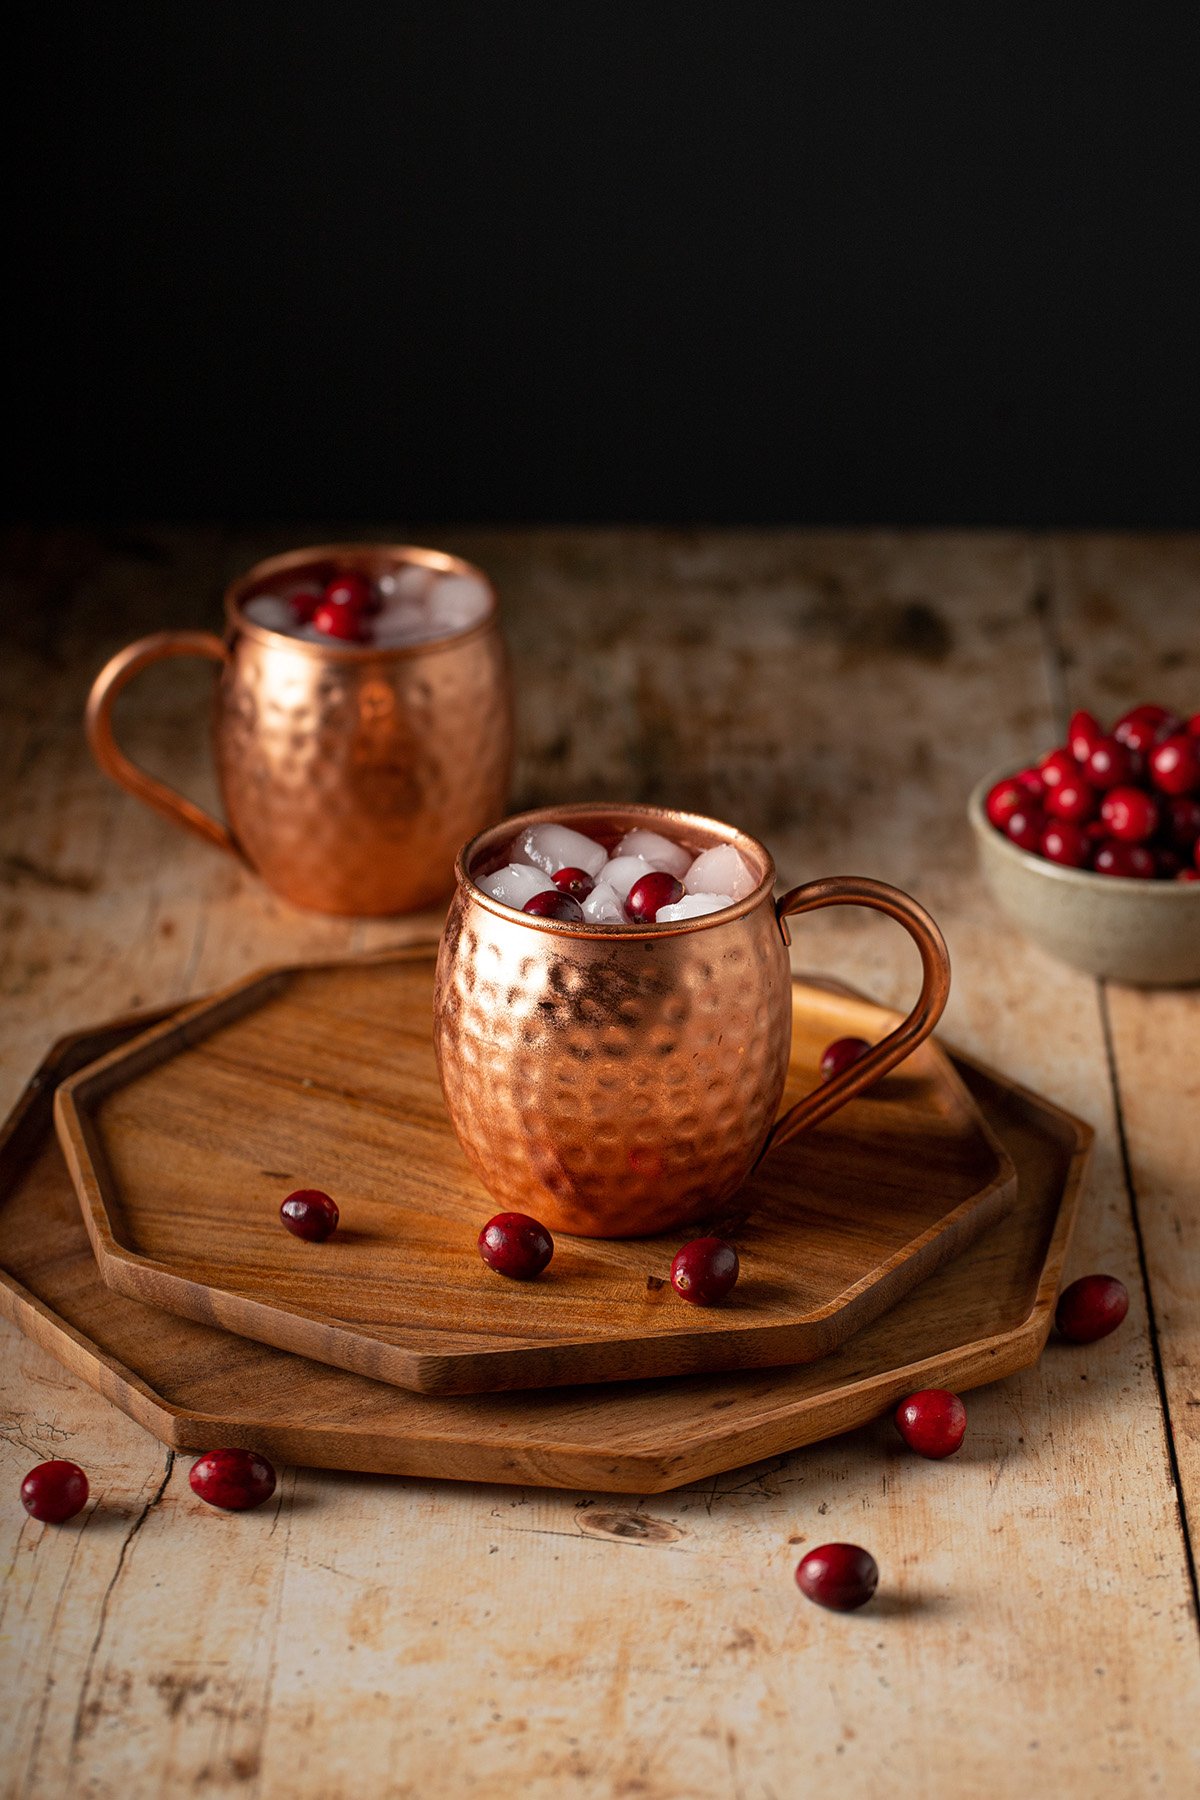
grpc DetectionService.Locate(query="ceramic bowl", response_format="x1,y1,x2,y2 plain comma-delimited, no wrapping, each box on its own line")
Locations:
968,767,1200,986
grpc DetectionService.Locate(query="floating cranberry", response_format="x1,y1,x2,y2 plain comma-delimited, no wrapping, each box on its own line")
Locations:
1015,766,1046,798
478,1212,554,1279
522,889,585,922
795,1543,879,1612
1055,1274,1129,1343
1045,777,1097,825
312,600,367,641
985,778,1025,829
820,1036,870,1081
1149,734,1200,797
189,1448,277,1511
1004,805,1045,853
288,589,322,624
322,572,375,615
1083,737,1135,791
1099,785,1159,843
1092,840,1155,879
670,1237,740,1305
1039,821,1090,867
625,871,684,922
894,1388,967,1459
20,1460,88,1524
280,1188,339,1241
1038,747,1078,791
1067,709,1104,763
1163,796,1200,852
552,866,595,901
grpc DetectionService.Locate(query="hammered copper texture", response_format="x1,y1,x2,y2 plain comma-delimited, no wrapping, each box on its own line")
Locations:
434,804,950,1238
86,544,514,917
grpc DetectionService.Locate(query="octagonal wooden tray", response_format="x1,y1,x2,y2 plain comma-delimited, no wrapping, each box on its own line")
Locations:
52,951,1015,1395
2,1000,1087,1491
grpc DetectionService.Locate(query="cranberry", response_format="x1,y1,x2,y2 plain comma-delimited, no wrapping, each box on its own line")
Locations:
20,1460,88,1524
189,1448,277,1511
894,1389,967,1459
1178,868,1200,883
280,1188,339,1241
1038,747,1078,791
552,866,595,901
322,572,375,614
1113,703,1181,753
522,889,585,922
1083,737,1135,791
1015,766,1046,798
288,589,322,623
1188,713,1200,739
1039,820,1090,867
1149,734,1200,797
670,1237,740,1305
985,777,1025,830
1045,777,1097,825
795,1543,879,1612
1099,785,1159,843
478,1212,554,1279
625,871,684,922
820,1036,870,1081
1004,805,1044,852
1092,840,1155,879
1157,848,1184,879
1163,796,1200,852
1067,709,1104,763
1055,1274,1129,1343
312,599,367,641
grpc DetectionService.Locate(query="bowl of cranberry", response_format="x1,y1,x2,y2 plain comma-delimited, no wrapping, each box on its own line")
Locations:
969,703,1200,985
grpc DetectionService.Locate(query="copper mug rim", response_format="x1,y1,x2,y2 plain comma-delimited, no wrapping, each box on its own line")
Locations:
456,800,778,939
224,542,500,661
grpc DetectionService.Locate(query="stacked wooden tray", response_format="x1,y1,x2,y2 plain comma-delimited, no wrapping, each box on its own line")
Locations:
0,950,1091,1493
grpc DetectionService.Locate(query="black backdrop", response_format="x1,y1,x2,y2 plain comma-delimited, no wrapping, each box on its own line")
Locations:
12,4,1200,525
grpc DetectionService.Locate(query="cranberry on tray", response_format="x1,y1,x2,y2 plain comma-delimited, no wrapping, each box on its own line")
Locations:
280,1188,339,1241
670,1237,740,1305
478,1212,554,1279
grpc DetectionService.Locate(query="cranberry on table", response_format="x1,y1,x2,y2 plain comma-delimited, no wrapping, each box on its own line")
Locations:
670,1237,740,1305
1045,777,1097,825
522,889,585,922
1098,785,1159,844
795,1543,879,1612
1093,840,1155,879
312,599,367,641
280,1188,339,1241
1055,1274,1129,1344
189,1448,277,1511
894,1388,967,1459
478,1212,554,1279
1038,747,1078,791
1067,709,1104,762
1148,734,1200,797
1083,737,1136,791
20,1459,89,1524
551,866,595,901
322,572,375,614
985,777,1026,829
820,1036,870,1081
1039,821,1090,867
625,871,684,922
1004,805,1045,853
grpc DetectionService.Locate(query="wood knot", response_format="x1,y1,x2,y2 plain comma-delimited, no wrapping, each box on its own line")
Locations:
577,1509,684,1546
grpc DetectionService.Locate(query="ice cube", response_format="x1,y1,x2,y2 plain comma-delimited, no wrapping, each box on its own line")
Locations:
582,881,625,925
476,863,555,909
427,574,491,634
655,892,735,923
517,825,608,879
683,844,757,902
243,594,296,632
616,828,692,879
597,855,654,901
383,563,435,603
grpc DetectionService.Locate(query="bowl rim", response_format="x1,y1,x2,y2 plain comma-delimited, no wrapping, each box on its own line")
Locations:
967,765,1200,896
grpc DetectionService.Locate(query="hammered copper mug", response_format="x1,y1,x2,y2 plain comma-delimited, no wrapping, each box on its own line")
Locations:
86,544,513,915
435,802,951,1238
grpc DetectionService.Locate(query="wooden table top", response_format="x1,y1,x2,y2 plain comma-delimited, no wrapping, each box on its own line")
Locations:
1,527,1197,1799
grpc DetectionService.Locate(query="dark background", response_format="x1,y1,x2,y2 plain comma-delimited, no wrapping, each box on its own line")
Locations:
11,5,1200,526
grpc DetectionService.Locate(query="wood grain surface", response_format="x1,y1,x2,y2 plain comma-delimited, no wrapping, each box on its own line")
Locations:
55,953,1014,1394
1,528,1198,1799
4,991,1075,1488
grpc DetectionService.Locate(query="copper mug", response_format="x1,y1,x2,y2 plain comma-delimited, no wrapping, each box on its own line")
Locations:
435,802,952,1238
86,544,513,916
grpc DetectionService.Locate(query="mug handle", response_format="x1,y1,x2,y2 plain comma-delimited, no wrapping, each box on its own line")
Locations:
85,631,239,858
761,876,951,1160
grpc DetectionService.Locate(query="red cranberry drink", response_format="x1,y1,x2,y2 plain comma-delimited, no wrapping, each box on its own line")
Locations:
242,561,492,648
475,821,758,927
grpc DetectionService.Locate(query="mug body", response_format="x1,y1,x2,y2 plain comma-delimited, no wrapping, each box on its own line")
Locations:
218,545,513,915
434,804,792,1237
